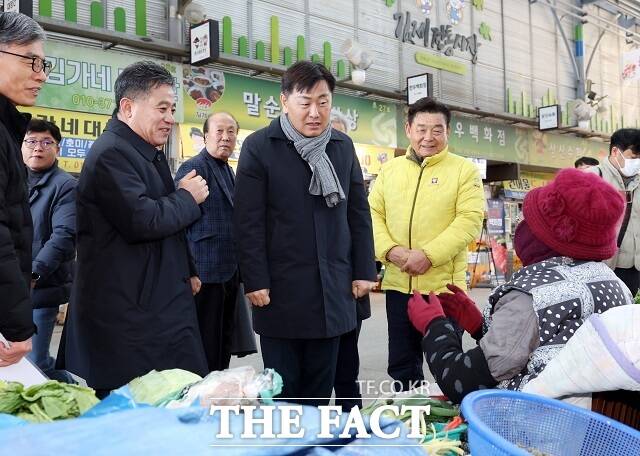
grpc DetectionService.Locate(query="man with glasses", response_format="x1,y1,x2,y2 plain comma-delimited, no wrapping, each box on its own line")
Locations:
0,12,49,367
368,97,485,391
22,119,76,383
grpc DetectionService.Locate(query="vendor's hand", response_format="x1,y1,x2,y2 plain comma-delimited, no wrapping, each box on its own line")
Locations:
407,290,445,335
437,284,483,336
386,246,410,268
190,276,202,295
401,250,432,276
0,338,32,367
246,289,270,307
352,280,376,299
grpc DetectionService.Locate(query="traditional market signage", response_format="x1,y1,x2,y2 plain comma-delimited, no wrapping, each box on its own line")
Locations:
504,172,553,199
528,131,605,169
41,42,184,121
394,112,606,171
36,40,397,150
415,51,467,75
397,114,524,163
406,73,433,105
190,20,219,66
538,105,561,131
393,11,479,63
20,106,109,174
449,116,527,163
183,69,398,148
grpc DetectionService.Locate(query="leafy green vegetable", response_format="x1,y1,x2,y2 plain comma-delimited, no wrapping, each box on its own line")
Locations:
0,382,26,414
0,381,99,423
128,369,202,405
361,394,460,425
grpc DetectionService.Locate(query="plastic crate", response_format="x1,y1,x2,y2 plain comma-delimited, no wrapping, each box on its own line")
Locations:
461,390,640,455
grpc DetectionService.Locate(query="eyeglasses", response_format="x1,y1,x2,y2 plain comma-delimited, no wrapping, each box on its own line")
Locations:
0,50,54,76
23,139,57,150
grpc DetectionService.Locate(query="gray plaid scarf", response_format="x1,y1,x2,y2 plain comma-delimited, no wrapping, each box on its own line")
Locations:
280,114,345,207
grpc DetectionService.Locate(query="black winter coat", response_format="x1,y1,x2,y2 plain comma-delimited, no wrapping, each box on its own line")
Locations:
29,162,77,309
61,118,208,390
233,119,377,339
0,96,34,342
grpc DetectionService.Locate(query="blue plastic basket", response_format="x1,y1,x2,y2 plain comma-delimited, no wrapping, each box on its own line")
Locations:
461,390,640,455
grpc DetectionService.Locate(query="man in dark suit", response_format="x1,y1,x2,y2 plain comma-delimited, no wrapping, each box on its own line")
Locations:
175,112,239,372
234,61,377,406
60,61,210,396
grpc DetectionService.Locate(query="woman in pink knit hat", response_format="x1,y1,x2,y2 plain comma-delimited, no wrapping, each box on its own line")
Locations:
407,168,634,403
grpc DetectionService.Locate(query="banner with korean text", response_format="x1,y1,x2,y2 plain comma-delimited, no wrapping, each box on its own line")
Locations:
182,68,398,149
39,42,184,122
20,106,110,174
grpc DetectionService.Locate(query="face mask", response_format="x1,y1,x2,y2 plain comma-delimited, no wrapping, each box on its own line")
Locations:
616,150,640,177
513,220,562,266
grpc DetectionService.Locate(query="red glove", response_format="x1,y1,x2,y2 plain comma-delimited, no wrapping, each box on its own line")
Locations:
437,284,483,336
407,290,445,335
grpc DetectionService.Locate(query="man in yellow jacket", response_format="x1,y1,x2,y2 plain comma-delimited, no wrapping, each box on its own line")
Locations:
369,97,485,390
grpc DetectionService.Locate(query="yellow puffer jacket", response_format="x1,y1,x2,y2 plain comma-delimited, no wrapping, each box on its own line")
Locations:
369,147,485,294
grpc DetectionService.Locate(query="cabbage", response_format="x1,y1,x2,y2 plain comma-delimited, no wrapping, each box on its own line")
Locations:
128,369,202,405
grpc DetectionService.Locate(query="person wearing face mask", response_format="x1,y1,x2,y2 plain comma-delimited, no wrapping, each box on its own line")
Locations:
175,112,242,373
589,128,640,296
406,168,632,404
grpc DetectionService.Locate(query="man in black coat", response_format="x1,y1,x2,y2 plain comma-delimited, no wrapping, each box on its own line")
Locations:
60,62,210,396
0,13,49,366
22,119,76,383
234,61,377,406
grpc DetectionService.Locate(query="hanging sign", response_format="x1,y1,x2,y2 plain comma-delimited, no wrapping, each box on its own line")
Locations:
190,20,219,65
538,105,561,131
406,73,433,105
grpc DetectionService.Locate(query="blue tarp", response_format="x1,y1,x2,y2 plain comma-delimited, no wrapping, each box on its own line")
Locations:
0,404,426,455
